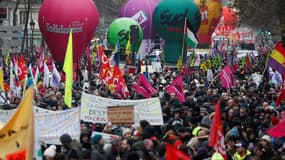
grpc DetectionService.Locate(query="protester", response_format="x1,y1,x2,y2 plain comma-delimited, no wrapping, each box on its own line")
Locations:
2,41,285,160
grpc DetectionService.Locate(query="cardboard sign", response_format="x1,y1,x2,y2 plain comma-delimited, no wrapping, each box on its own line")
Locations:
107,106,134,124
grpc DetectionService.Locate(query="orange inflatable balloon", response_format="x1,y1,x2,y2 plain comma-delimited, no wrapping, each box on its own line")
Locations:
194,0,222,45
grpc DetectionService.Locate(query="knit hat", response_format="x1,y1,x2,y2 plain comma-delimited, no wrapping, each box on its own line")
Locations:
44,145,56,158
92,134,103,144
60,133,72,143
261,135,272,143
122,128,132,136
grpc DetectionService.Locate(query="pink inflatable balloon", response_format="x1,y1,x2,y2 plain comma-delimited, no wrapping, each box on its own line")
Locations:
38,0,99,62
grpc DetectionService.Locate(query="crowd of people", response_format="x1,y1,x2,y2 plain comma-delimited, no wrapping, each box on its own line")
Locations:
1,46,285,160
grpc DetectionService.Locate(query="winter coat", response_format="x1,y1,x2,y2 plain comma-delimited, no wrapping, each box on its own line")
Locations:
91,144,107,160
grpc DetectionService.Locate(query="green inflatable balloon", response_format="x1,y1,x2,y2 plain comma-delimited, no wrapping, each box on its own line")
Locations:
153,0,201,64
107,17,143,52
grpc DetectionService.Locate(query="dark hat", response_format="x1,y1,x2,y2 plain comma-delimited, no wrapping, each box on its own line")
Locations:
60,133,72,143
92,134,103,144
235,140,248,148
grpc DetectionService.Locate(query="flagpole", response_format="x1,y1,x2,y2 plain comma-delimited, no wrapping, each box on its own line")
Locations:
180,18,187,71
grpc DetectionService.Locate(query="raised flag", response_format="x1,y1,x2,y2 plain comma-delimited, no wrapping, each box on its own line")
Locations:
268,42,285,74
50,61,61,88
125,38,132,55
209,101,227,159
17,55,28,85
189,50,195,66
9,61,21,97
134,74,157,98
245,53,252,69
0,87,34,159
86,47,92,74
220,65,235,89
166,75,185,102
166,143,191,160
110,40,121,66
25,64,34,89
184,20,198,48
267,117,285,138
63,30,73,108
0,66,4,91
176,55,183,71
37,47,45,73
43,62,50,88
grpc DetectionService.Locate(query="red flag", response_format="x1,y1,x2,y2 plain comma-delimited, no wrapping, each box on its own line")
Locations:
166,75,185,102
134,74,157,98
166,144,191,160
209,101,227,160
17,55,28,84
37,47,45,73
219,65,235,89
267,117,285,138
245,54,252,69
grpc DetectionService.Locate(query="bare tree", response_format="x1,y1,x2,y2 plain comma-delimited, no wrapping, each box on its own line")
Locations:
21,0,30,53
13,0,21,26
229,0,285,46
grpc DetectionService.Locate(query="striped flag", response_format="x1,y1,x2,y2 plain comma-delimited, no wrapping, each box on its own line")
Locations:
184,19,198,48
268,42,285,74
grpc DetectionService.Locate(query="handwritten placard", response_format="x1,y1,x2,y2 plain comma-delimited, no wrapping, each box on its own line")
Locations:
107,106,134,124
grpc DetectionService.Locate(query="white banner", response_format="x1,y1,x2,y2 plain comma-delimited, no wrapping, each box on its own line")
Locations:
0,106,54,123
35,108,80,145
81,92,164,125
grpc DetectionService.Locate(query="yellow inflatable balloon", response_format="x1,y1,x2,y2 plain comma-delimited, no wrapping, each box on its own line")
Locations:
194,0,222,45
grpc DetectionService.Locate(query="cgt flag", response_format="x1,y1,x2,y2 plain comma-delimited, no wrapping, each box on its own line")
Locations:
0,87,34,159
209,101,227,159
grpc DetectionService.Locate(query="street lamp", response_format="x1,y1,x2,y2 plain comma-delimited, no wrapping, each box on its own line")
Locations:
29,20,35,55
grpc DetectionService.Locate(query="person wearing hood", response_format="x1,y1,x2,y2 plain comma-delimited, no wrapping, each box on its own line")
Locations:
80,131,92,159
91,134,107,160
59,133,82,160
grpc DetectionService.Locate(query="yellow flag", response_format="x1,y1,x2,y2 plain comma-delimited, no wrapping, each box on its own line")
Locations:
63,30,73,108
176,55,183,71
125,38,131,55
0,67,4,91
0,87,34,159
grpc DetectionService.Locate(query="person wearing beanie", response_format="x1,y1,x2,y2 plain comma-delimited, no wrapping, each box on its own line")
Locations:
259,135,275,159
59,133,82,160
122,127,132,140
44,145,56,160
91,134,107,160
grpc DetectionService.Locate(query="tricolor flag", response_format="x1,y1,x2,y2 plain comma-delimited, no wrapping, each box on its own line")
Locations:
268,42,285,74
184,19,198,48
50,61,61,88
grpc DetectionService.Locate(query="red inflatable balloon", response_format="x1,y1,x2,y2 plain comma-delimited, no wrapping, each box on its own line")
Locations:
223,7,237,27
38,0,99,62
